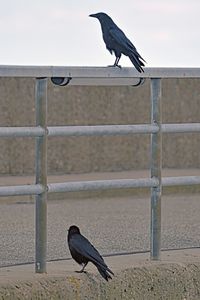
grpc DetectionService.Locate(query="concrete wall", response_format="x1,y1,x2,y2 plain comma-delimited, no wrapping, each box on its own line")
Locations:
0,78,200,175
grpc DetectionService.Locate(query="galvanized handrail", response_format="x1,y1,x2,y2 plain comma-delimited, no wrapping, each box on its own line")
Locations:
0,66,200,78
0,184,44,196
0,66,200,273
1,175,200,196
1,123,200,137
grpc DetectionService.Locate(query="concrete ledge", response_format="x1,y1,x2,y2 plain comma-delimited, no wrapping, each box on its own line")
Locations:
1,249,200,299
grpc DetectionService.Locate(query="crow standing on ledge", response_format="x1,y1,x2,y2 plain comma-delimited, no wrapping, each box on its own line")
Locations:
89,12,146,73
67,225,114,281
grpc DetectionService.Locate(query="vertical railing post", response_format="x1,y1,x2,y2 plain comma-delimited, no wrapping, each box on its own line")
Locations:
150,78,162,260
35,78,48,273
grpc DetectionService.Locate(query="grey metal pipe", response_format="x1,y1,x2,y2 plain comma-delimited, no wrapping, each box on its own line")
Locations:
47,178,159,193
48,123,200,136
0,175,200,197
0,66,200,79
0,184,44,196
162,123,200,133
150,78,162,260
0,126,45,137
47,176,200,192
162,176,200,186
0,123,200,138
48,124,158,136
35,78,48,273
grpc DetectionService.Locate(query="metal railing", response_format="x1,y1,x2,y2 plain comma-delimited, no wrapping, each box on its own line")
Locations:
0,66,200,273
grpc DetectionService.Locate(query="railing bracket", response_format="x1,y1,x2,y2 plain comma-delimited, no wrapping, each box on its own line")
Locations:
132,78,146,87
51,77,72,86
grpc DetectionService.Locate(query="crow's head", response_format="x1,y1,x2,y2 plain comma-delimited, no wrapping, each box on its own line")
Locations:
89,12,114,25
68,225,80,236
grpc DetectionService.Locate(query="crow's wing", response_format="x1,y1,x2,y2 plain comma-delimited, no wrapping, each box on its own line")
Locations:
109,28,145,62
69,234,113,274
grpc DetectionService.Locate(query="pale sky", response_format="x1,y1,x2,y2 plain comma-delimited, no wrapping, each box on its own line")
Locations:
0,0,199,67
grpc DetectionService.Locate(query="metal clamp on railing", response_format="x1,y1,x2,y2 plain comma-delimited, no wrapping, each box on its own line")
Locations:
132,77,146,87
51,77,72,86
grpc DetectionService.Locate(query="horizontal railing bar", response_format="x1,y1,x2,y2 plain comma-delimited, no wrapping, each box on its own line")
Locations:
0,123,200,138
0,66,200,79
0,184,44,196
48,125,158,136
162,176,200,186
0,126,45,137
48,175,200,193
47,178,159,193
66,78,145,86
1,175,199,197
162,123,200,133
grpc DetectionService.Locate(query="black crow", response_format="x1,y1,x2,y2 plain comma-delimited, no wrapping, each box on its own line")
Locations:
67,225,114,281
89,12,146,72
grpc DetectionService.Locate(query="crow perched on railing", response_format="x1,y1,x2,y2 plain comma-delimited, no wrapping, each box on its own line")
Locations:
89,12,146,73
67,225,114,281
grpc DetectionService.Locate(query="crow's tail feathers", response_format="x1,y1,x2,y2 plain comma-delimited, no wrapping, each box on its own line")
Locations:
96,265,113,281
129,53,145,73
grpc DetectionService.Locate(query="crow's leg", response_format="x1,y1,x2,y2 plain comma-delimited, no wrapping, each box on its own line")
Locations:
108,56,121,68
114,56,121,67
76,262,88,273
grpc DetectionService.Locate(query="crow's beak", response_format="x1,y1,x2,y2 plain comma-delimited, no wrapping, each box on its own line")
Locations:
89,13,97,18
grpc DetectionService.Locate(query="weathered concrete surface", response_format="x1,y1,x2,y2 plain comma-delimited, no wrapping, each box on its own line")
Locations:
1,249,200,299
